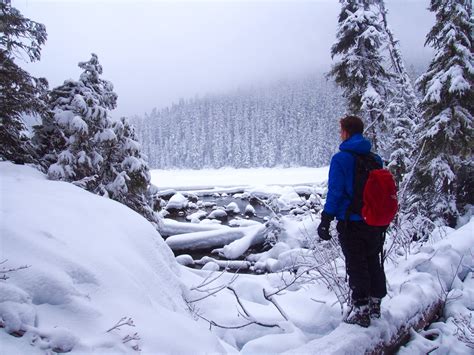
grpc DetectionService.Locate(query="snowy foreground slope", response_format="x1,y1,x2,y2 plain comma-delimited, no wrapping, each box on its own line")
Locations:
2,162,474,354
0,162,224,354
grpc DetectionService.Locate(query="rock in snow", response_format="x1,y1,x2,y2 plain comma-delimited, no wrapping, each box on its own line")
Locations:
208,208,228,220
244,204,256,216
225,202,241,214
166,192,188,211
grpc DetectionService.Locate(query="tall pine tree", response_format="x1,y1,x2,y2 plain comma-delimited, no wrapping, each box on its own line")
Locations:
0,3,48,163
330,0,392,154
377,0,420,184
410,0,473,227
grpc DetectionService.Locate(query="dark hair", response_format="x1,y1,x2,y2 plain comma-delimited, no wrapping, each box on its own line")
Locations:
340,115,364,137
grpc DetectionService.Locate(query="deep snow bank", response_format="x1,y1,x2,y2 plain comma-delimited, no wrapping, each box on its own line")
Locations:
0,162,223,354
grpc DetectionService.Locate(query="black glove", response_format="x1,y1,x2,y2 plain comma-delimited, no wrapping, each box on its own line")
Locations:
318,211,334,241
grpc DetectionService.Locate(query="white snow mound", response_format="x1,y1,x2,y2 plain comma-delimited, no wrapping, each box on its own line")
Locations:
0,162,223,354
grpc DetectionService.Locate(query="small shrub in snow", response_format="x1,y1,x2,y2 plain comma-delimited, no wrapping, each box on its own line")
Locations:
453,314,474,349
106,317,141,352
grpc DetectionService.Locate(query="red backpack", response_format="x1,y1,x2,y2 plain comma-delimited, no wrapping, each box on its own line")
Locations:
347,153,398,227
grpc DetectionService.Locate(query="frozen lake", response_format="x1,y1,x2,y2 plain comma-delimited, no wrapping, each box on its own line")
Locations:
150,166,329,190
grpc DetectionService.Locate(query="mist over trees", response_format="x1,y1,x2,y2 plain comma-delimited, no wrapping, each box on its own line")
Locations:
131,75,344,169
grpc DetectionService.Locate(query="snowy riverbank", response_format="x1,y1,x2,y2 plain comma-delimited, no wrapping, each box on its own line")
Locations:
2,162,473,354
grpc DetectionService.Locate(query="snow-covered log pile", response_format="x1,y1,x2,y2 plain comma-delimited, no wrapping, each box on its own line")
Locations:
166,224,265,253
159,183,324,266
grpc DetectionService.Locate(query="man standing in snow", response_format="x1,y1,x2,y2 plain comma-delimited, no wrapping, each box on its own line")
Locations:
317,115,386,328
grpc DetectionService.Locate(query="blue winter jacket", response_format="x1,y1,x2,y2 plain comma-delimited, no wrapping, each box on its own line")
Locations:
323,133,382,221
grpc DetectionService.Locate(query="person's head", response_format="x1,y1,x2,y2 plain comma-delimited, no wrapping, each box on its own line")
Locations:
340,115,364,141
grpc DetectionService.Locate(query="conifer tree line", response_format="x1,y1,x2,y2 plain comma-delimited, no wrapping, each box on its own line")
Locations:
330,0,472,230
1,1,472,235
131,77,343,169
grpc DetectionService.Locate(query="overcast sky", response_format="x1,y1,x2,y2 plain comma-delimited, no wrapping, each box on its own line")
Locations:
14,0,435,119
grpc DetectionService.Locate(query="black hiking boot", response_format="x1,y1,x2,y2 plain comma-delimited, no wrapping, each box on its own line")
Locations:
369,297,381,319
345,305,370,328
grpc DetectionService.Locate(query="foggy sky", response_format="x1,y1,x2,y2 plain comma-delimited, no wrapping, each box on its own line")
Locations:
15,0,435,119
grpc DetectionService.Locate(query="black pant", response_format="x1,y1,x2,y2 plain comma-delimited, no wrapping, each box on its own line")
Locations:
337,221,387,307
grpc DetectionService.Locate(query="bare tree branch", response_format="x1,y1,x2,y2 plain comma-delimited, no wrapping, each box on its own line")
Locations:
263,289,289,321
0,261,31,280
227,286,250,318
106,317,135,333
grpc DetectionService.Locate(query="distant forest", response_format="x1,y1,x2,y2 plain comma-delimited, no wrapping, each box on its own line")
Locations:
132,74,346,169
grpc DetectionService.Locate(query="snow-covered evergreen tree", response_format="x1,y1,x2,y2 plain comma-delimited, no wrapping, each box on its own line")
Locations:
330,0,393,154
410,0,473,227
0,3,48,164
43,54,118,190
99,117,158,225
377,0,420,183
36,54,161,227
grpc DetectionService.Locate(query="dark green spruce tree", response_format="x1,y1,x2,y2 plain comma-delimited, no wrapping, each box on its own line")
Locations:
0,3,48,163
99,117,160,227
330,0,393,154
39,54,118,190
35,54,161,228
409,0,473,228
377,0,420,184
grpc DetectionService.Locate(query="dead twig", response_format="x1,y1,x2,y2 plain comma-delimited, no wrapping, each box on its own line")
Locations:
0,260,31,280
186,302,281,330
106,317,135,333
263,289,289,321
122,333,140,344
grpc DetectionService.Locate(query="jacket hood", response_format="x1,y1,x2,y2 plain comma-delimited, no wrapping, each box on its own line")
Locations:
339,133,371,154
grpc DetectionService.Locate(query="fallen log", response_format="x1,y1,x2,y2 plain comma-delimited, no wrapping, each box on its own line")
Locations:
370,300,443,354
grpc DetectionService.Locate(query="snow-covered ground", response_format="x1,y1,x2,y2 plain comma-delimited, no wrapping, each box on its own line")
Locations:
0,162,224,354
2,163,473,354
150,166,330,190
